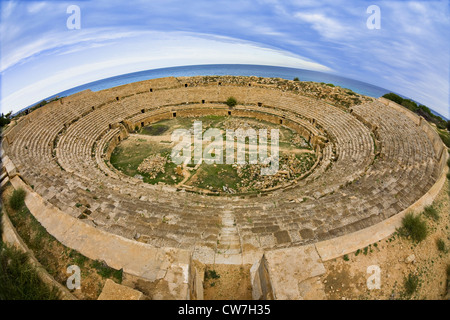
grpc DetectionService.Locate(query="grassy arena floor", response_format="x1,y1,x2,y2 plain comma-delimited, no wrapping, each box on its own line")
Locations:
110,116,316,192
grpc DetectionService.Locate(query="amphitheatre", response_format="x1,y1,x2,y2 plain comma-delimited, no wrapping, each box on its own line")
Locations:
1,75,448,300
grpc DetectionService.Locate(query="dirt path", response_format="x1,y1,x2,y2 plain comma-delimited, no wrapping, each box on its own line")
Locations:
203,264,253,300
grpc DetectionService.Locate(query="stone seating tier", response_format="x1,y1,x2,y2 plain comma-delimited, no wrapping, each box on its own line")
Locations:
3,76,442,252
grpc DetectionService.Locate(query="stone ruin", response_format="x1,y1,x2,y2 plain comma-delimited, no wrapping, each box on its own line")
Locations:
1,75,448,299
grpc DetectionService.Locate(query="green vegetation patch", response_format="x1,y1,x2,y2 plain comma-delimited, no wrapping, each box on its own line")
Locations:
3,187,120,299
423,205,439,221
226,97,237,107
205,269,220,280
0,112,12,128
9,188,26,211
140,124,169,136
403,273,420,296
91,260,123,283
398,213,428,243
437,238,447,253
0,243,61,300
383,92,449,131
438,129,450,148
112,117,316,192
193,164,240,191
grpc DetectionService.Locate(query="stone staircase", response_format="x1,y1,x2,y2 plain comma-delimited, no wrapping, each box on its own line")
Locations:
215,211,242,264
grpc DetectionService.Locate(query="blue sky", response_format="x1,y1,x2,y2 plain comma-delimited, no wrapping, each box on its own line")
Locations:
1,0,449,118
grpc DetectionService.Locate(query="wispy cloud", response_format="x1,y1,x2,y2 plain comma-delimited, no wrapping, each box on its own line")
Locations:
294,12,350,40
1,30,332,112
0,0,448,117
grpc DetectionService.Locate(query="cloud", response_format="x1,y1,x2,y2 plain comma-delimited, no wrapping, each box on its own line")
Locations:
0,0,448,118
294,12,350,40
27,2,47,14
0,1,17,20
1,31,332,113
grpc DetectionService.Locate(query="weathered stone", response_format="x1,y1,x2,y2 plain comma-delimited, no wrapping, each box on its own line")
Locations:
405,254,416,264
98,279,144,300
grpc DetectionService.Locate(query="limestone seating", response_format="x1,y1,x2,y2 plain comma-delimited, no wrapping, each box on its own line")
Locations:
2,76,442,253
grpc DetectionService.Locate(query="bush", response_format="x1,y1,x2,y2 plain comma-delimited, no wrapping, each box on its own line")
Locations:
226,97,237,107
437,238,446,252
0,244,61,300
9,188,26,211
404,273,419,296
423,205,439,221
383,92,404,105
439,132,450,148
382,92,448,129
293,77,300,81
400,213,427,242
205,269,220,280
0,113,11,128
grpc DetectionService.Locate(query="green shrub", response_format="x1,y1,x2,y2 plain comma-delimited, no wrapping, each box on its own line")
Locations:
226,97,237,107
423,205,439,221
9,188,26,211
0,244,61,300
400,213,428,242
343,254,349,261
293,77,300,81
91,260,123,283
383,92,404,105
440,133,450,149
437,238,446,252
0,113,11,128
205,269,220,280
404,273,419,296
382,92,448,129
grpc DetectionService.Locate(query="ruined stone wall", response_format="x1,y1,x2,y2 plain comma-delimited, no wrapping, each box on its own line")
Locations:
2,76,448,300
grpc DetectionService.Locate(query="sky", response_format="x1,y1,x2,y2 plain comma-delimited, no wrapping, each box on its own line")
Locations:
0,0,449,118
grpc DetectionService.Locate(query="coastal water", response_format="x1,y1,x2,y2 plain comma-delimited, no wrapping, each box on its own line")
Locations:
35,64,447,120
54,64,391,100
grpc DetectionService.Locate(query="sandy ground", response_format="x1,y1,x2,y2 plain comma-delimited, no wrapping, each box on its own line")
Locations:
203,264,253,300
321,179,450,300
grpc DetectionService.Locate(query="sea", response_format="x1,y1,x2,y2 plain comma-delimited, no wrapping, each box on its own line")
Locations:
25,64,448,120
